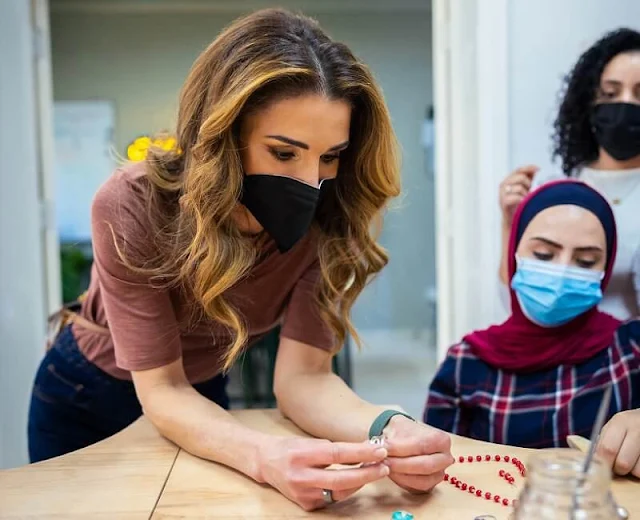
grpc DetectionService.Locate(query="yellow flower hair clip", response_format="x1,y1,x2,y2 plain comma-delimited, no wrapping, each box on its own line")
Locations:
127,135,180,162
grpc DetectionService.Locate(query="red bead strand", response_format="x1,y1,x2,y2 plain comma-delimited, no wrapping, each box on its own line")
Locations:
443,453,527,508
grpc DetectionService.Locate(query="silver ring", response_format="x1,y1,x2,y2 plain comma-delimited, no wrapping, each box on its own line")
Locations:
369,435,386,447
321,488,335,505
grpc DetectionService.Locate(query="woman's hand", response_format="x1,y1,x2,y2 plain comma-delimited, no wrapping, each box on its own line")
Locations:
499,165,538,226
382,416,454,493
597,409,640,477
257,436,390,511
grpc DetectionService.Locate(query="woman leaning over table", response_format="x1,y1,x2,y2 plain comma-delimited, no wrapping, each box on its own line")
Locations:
27,8,452,511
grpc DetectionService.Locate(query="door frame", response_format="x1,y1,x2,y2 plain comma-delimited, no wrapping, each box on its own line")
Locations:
433,0,511,360
32,0,62,314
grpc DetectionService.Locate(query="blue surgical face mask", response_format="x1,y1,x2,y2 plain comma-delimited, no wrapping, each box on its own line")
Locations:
511,257,604,328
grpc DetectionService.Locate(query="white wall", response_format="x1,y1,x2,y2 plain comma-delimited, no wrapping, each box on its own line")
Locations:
0,0,49,468
435,0,640,358
49,8,434,333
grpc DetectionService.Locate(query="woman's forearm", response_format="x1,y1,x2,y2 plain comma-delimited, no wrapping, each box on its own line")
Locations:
499,221,511,285
275,371,397,442
143,384,270,482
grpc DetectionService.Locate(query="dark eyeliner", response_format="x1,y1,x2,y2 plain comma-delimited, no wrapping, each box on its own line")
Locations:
533,252,553,261
576,259,597,268
321,154,340,164
269,148,295,161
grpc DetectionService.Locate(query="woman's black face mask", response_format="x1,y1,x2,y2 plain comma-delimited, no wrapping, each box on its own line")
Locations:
241,175,334,253
591,102,640,161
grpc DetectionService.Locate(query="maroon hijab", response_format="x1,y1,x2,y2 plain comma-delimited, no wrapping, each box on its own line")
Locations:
465,180,621,372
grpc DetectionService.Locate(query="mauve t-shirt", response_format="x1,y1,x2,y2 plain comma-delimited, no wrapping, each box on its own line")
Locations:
73,163,335,383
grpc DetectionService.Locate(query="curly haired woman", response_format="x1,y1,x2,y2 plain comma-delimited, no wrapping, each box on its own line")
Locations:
27,8,452,511
498,28,640,320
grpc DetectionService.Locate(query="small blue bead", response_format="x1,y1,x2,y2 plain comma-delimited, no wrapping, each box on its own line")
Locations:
391,511,414,520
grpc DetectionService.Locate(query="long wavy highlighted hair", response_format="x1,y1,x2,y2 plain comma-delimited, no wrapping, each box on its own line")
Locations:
130,8,400,371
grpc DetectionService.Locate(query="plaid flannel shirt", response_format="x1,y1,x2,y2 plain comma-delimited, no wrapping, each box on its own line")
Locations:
424,320,640,448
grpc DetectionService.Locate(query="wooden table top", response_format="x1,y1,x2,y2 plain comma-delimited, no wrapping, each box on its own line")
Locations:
0,417,178,519
1,409,638,519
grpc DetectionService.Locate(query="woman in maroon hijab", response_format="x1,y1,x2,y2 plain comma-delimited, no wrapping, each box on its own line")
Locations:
425,180,640,453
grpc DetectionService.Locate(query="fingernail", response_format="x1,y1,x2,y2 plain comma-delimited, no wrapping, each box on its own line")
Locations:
381,465,390,476
374,448,388,458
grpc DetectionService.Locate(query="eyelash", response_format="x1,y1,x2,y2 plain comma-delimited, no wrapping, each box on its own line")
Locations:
533,252,553,261
269,149,340,164
321,154,340,164
533,252,597,269
576,259,597,269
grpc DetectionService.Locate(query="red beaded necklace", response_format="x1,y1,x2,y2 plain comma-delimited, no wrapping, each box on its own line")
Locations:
444,454,527,508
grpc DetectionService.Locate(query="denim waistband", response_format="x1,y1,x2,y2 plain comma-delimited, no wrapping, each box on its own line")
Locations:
52,325,135,392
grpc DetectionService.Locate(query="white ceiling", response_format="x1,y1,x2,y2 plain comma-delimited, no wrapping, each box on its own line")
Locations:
50,0,431,14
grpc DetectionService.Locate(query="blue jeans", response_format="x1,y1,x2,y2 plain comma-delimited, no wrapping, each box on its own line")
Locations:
28,326,228,463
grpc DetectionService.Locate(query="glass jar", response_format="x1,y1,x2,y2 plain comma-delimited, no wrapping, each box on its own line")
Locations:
513,449,618,519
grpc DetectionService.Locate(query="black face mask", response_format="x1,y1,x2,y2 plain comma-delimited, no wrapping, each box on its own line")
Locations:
590,102,640,161
240,174,321,253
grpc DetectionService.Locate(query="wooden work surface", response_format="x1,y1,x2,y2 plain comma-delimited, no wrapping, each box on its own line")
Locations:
1,410,639,519
0,418,178,519
152,410,640,519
